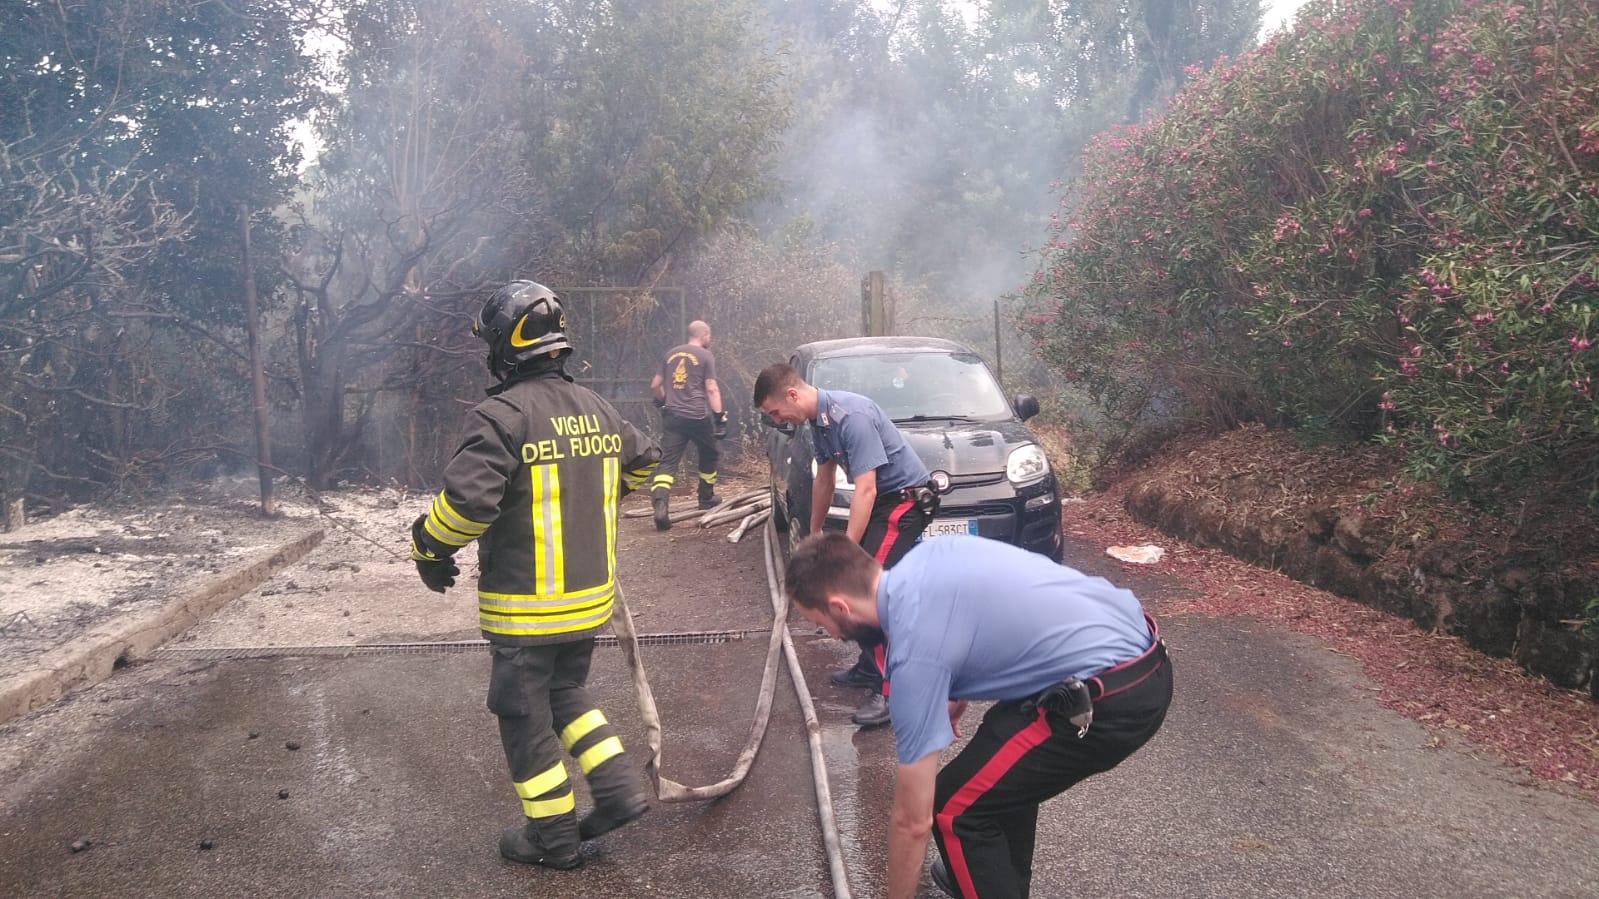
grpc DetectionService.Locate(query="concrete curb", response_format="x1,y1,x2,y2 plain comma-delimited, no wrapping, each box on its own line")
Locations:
0,527,326,727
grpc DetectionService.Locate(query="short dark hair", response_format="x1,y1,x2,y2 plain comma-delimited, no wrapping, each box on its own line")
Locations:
784,532,879,611
753,362,804,406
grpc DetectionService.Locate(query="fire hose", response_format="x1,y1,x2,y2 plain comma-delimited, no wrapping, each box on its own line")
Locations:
610,515,854,899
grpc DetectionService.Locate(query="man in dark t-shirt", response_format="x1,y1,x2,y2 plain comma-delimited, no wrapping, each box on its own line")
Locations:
648,320,726,529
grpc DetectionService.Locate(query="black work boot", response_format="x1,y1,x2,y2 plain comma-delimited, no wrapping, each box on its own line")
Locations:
829,661,883,690
930,857,960,897
851,693,891,728
697,494,722,510
652,494,671,531
578,792,650,841
498,820,582,870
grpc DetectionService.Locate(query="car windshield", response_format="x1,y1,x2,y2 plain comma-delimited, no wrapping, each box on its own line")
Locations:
809,350,1014,421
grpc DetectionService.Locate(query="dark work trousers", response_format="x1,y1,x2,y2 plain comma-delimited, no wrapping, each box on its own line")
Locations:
487,640,646,854
846,489,931,692
650,410,719,506
932,660,1174,899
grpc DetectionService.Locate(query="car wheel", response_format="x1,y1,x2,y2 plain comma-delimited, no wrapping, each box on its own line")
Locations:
785,510,807,557
771,484,788,533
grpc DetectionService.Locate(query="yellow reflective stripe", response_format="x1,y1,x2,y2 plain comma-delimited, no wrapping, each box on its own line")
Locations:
698,471,718,484
604,457,619,585
522,791,576,818
578,736,624,774
549,466,564,593
478,580,614,609
514,762,569,799
650,473,675,488
433,492,488,535
480,606,613,637
560,710,607,750
623,465,654,489
530,464,565,596
425,517,474,547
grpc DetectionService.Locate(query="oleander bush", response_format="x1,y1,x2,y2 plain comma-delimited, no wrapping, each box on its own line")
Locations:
1020,0,1599,504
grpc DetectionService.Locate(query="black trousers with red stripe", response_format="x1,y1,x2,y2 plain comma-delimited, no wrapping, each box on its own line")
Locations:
932,660,1174,899
846,489,929,681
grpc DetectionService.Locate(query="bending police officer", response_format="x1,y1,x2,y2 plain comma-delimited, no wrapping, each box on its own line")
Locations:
785,533,1173,899
648,320,726,529
409,280,661,870
754,362,936,727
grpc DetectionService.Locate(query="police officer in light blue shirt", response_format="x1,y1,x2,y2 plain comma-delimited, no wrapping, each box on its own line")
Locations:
809,387,931,498
784,532,1173,899
755,363,938,727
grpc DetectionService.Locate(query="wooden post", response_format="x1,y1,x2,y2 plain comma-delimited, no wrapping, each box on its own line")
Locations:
994,299,1004,386
861,271,888,337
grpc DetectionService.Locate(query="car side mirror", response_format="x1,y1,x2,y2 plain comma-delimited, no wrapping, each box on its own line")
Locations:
1014,394,1040,422
760,412,795,438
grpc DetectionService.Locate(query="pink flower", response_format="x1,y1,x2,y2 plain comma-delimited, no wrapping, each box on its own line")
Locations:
1571,335,1593,351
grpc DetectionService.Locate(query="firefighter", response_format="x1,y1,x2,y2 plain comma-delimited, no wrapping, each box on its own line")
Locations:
647,320,727,530
785,533,1172,899
409,280,661,870
754,362,937,727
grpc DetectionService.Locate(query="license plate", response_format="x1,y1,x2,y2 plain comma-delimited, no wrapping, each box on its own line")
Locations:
923,518,977,538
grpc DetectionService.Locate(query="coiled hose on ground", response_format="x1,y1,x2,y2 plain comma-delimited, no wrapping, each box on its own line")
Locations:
610,515,853,898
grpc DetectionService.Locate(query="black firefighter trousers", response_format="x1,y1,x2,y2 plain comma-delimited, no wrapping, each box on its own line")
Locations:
931,660,1174,899
487,640,647,853
651,410,719,507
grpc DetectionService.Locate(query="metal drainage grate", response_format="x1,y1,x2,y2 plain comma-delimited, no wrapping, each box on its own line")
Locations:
152,629,768,662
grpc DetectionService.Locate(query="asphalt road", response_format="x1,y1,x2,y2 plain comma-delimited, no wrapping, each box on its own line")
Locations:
2,527,1597,898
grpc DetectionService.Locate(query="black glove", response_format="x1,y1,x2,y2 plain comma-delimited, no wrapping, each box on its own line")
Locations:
410,514,459,594
712,410,728,440
415,557,459,593
653,396,666,409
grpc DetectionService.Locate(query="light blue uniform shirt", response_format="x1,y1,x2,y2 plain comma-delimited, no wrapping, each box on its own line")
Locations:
810,388,930,493
878,535,1154,764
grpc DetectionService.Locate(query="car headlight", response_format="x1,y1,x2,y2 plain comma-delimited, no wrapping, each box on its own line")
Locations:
1006,444,1050,486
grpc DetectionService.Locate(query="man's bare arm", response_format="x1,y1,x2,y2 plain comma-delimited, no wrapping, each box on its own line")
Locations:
706,377,723,414
811,460,838,534
888,752,940,899
845,466,878,544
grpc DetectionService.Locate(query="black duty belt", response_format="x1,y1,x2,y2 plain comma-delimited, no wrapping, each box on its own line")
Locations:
1084,613,1167,701
1019,613,1167,715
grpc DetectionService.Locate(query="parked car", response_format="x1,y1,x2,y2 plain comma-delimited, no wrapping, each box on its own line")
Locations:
763,336,1063,562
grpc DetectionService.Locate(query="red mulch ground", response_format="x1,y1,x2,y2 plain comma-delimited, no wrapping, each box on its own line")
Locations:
1064,487,1599,802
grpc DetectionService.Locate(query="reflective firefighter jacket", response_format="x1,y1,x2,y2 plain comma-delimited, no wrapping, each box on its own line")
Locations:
413,372,660,645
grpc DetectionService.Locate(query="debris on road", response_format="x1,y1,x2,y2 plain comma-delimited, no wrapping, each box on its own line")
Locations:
1106,544,1166,564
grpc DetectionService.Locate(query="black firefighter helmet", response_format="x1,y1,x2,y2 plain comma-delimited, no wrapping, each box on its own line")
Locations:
474,280,571,381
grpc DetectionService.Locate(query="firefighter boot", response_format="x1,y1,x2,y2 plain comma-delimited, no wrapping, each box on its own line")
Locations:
578,793,650,841
579,752,651,840
697,492,722,510
652,493,671,531
499,813,582,870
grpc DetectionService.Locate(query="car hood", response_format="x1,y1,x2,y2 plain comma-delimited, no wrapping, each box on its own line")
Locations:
895,418,1037,476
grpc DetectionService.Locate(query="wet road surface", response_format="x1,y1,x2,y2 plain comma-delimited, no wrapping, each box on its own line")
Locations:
3,527,1598,897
